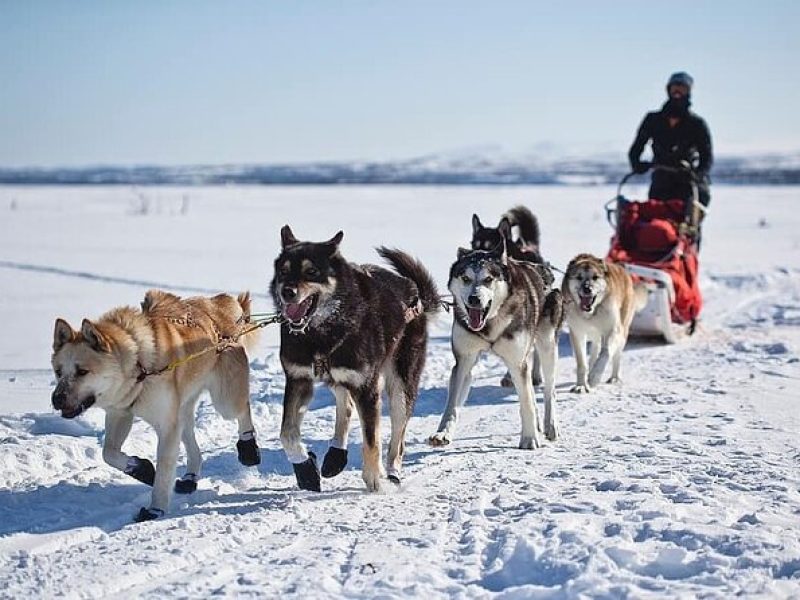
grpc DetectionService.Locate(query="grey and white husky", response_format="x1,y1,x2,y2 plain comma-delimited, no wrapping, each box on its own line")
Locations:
429,243,563,449
471,205,554,387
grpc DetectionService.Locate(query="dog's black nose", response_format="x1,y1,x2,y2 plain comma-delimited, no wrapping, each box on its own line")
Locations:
52,390,65,409
281,286,298,302
467,294,480,307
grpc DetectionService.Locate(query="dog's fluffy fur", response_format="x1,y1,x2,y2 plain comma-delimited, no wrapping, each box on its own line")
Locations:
472,206,554,387
51,290,261,521
561,253,648,392
471,205,540,256
471,205,554,287
271,226,439,492
429,244,563,449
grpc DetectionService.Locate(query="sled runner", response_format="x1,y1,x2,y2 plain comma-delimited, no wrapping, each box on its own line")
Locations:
605,165,705,343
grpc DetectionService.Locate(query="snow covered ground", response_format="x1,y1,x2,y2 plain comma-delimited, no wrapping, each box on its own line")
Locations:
0,184,798,598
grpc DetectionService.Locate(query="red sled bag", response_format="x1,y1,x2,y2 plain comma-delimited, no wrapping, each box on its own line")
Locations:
608,198,702,324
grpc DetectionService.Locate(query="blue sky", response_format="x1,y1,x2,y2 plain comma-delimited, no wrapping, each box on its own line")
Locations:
1,1,798,166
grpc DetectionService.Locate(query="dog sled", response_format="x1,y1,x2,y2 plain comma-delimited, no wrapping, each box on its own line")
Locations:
605,165,705,343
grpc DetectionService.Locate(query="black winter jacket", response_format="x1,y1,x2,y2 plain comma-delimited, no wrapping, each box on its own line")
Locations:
628,105,713,176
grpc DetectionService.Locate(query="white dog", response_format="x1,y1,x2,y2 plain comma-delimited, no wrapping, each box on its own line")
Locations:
562,254,647,392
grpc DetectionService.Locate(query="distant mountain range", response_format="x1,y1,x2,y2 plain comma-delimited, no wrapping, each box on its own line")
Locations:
2,151,799,185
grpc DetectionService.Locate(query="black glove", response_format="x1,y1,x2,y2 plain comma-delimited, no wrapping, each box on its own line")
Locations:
632,161,651,174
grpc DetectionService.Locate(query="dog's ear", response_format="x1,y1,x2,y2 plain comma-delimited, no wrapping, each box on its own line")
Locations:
471,214,483,235
498,217,512,240
81,319,110,353
602,260,610,275
281,225,299,249
457,247,471,259
53,319,75,352
322,231,344,255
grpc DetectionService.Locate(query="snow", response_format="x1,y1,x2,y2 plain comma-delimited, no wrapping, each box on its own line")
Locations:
1,184,799,598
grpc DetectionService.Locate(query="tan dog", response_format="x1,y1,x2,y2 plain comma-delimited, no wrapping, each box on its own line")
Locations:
562,254,647,392
51,290,261,522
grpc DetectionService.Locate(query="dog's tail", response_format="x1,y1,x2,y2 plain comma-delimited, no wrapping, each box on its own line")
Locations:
236,291,260,354
503,205,540,249
377,247,441,315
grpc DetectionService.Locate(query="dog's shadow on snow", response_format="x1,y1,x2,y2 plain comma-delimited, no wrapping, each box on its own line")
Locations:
414,332,577,417
0,439,342,538
414,385,518,418
0,481,157,537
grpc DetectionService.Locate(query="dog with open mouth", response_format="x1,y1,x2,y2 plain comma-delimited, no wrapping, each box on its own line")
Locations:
271,225,440,493
471,205,555,387
50,290,262,522
428,242,563,449
562,253,648,392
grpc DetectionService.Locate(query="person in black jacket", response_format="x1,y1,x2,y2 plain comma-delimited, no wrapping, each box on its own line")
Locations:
629,72,713,209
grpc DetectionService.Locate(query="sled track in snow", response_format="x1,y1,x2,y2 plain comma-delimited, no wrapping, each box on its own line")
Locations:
0,260,270,299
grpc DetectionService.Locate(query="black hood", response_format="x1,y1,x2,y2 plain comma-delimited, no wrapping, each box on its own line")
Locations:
662,96,691,117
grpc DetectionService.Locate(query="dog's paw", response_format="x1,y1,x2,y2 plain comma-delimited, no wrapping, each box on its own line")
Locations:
124,456,155,486
570,384,592,394
387,467,402,485
518,434,542,450
545,420,560,442
236,438,261,466
500,372,514,388
606,376,622,385
134,507,164,522
362,468,383,493
174,473,198,494
428,432,452,447
292,451,321,492
321,447,348,478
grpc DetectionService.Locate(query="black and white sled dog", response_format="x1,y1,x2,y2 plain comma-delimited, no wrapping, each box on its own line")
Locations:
471,205,555,387
271,226,440,492
470,205,554,287
429,242,563,449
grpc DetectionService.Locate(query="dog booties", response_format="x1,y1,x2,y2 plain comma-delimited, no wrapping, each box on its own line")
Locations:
236,437,261,466
321,447,348,478
293,451,321,492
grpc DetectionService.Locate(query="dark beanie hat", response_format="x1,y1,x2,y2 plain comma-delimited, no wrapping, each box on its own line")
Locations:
666,71,694,91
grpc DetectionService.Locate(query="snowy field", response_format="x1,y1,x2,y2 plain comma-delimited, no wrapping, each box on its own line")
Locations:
0,184,799,598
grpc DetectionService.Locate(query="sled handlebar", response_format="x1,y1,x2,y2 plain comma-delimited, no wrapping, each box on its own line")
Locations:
608,163,707,231
617,163,700,198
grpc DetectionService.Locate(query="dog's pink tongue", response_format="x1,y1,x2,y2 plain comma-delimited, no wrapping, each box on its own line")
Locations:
283,299,309,322
468,308,484,330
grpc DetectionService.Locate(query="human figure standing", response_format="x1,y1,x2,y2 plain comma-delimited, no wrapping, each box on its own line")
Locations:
629,72,713,209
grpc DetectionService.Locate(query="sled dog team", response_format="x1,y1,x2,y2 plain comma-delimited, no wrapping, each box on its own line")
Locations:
50,207,647,521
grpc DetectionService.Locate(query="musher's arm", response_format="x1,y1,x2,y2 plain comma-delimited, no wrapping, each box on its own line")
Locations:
696,117,713,177
628,114,653,172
